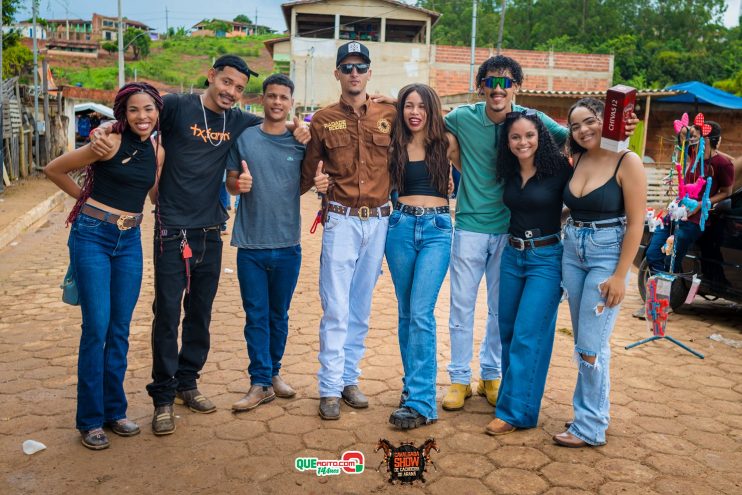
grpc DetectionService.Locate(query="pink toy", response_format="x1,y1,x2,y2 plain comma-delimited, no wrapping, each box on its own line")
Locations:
675,163,686,198
685,176,707,199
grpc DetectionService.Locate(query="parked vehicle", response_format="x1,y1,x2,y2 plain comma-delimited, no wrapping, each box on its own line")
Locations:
633,187,742,309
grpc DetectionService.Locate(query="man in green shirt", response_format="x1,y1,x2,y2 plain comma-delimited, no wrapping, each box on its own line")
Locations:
442,55,568,411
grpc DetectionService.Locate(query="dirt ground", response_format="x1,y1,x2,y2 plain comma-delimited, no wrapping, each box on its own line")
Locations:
0,186,740,495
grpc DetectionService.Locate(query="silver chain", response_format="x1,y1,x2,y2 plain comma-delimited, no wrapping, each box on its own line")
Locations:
199,94,226,147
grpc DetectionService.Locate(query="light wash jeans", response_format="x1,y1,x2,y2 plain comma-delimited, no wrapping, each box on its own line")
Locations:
385,209,452,420
497,239,563,428
317,208,389,397
447,229,507,384
562,219,628,445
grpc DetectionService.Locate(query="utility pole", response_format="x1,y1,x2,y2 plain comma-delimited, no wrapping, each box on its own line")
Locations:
165,6,169,38
496,0,506,54
65,1,70,40
32,0,40,168
255,7,258,34
469,0,477,93
118,0,125,88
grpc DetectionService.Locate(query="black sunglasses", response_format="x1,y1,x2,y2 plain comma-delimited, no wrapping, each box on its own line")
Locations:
337,63,370,75
505,109,537,120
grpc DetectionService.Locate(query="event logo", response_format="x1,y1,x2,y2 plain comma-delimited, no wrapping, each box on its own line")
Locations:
375,438,439,484
295,451,365,476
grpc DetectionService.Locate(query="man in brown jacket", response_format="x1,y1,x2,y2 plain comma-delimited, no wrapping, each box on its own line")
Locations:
301,42,396,420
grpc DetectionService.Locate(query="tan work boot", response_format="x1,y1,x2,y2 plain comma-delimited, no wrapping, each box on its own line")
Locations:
272,375,296,398
476,378,501,407
232,385,275,412
441,383,472,411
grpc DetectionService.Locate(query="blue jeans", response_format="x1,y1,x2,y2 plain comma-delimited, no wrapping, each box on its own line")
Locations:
562,220,628,445
68,212,142,430
317,207,389,397
646,220,701,274
447,229,507,384
236,246,302,386
496,240,563,428
385,209,452,419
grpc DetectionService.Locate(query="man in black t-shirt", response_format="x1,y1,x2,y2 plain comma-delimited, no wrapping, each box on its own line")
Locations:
91,55,309,436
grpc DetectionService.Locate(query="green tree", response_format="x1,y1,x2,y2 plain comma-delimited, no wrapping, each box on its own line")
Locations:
233,14,252,24
101,41,117,55
124,27,151,60
2,0,34,78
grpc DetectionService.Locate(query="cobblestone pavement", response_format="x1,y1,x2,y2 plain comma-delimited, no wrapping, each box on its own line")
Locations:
1,195,741,495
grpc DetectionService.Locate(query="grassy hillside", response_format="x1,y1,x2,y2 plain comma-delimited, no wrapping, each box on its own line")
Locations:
52,34,280,93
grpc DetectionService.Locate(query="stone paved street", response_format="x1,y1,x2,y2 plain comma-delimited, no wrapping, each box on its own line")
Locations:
1,194,741,494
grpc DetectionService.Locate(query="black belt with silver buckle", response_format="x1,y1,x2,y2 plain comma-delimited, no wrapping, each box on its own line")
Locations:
569,218,624,229
326,203,392,220
81,204,143,230
508,235,560,251
396,203,450,216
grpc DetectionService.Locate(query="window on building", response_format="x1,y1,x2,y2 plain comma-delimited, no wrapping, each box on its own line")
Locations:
339,16,380,42
105,32,111,40
295,13,334,39
385,19,426,43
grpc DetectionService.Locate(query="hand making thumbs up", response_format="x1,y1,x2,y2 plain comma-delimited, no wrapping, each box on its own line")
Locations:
238,160,253,193
313,160,330,194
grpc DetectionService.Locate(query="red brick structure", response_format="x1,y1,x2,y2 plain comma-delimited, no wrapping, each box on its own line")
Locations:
430,45,613,96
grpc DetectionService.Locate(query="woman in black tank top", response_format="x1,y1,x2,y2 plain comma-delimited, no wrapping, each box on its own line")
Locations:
385,84,460,429
555,98,646,448
44,83,164,450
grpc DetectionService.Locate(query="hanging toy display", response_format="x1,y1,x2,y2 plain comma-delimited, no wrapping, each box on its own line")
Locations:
644,274,672,337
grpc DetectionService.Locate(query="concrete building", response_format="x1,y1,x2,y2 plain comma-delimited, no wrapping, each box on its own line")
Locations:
266,0,614,110
44,14,151,43
265,0,440,109
191,19,267,38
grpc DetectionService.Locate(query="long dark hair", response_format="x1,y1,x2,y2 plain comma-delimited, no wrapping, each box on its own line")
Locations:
389,84,449,197
67,82,164,225
496,111,569,182
567,97,604,155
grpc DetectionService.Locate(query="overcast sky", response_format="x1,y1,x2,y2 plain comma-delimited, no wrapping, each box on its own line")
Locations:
19,0,741,33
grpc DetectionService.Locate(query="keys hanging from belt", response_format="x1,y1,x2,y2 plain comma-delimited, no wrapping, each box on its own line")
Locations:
180,234,192,293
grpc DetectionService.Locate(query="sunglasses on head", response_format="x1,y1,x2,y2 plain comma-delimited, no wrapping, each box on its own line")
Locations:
337,63,370,75
482,76,514,89
505,108,537,120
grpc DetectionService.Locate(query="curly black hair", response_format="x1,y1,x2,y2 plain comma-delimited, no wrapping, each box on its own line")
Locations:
496,111,569,183
567,97,604,155
476,55,524,87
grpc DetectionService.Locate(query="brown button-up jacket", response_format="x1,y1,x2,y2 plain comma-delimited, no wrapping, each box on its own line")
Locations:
301,96,397,208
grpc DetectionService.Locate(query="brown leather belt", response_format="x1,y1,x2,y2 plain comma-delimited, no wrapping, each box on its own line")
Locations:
326,203,392,220
81,203,143,230
508,234,560,251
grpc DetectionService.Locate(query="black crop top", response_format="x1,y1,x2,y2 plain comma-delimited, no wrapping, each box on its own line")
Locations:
563,152,627,222
90,129,157,213
399,160,447,198
503,163,573,239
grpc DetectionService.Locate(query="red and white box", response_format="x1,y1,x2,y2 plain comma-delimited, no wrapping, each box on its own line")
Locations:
601,84,636,152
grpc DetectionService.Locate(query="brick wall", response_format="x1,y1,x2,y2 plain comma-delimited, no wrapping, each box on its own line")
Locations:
430,45,613,96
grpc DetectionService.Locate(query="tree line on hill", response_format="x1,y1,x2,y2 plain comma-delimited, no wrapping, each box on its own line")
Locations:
418,0,742,94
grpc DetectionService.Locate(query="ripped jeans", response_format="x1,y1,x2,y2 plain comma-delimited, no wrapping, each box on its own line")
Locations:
562,219,628,445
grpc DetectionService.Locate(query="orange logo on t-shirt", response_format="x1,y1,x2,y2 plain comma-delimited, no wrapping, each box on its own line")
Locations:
190,123,230,143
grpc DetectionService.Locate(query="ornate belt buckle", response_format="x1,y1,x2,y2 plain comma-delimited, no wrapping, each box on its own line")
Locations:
511,237,525,251
358,206,370,220
413,206,425,216
116,215,136,230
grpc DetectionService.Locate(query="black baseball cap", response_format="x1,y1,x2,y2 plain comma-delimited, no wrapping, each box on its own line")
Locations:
335,42,371,67
205,55,259,87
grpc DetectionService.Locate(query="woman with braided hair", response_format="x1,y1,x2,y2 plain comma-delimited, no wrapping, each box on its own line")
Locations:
45,82,164,450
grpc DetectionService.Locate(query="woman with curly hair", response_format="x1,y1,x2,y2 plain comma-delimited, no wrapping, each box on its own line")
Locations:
45,82,165,450
485,109,573,436
554,97,645,447
385,83,459,429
